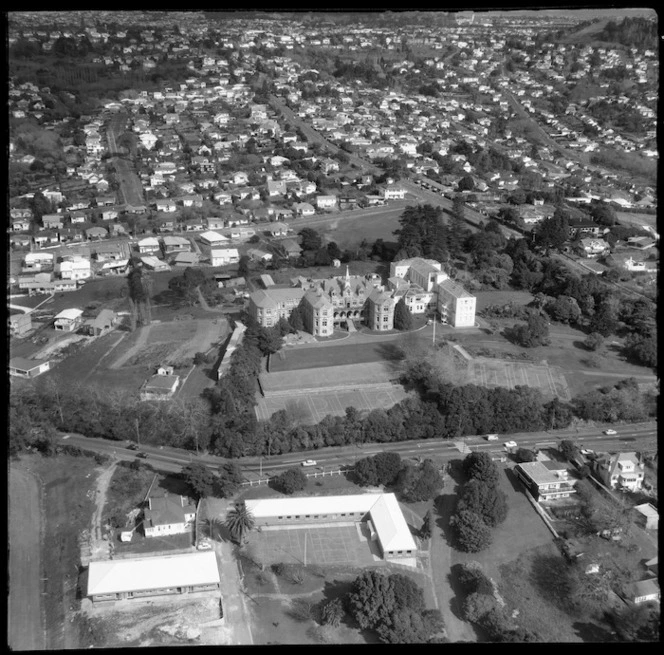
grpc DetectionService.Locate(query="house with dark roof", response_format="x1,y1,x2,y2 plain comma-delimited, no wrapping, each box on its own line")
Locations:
143,494,196,538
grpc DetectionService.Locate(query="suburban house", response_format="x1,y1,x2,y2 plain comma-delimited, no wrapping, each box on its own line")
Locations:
42,213,65,229
567,218,602,239
277,238,302,259
244,493,417,564
293,202,315,217
23,252,54,271
593,452,645,492
199,230,229,247
85,226,108,240
514,461,577,501
576,237,609,258
161,235,191,254
633,503,658,531
93,243,125,262
142,494,196,538
83,309,117,337
205,217,226,230
316,195,338,210
9,357,51,379
140,369,180,401
140,256,170,272
268,222,289,238
137,237,162,254
210,248,240,267
621,578,660,605
382,184,406,200
9,313,32,338
54,308,84,332
58,256,92,281
86,551,220,602
171,251,200,267
247,248,273,263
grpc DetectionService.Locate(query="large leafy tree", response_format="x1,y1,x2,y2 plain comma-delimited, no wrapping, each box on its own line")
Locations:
181,462,217,499
533,210,569,253
298,227,322,252
511,312,550,347
457,478,508,528
224,502,255,544
393,204,448,261
463,452,500,486
272,467,307,494
373,451,403,486
450,509,492,553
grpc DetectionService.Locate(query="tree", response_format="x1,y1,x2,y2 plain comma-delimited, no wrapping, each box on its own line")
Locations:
583,332,604,352
393,297,413,331
320,598,345,627
272,467,307,494
511,313,550,348
463,452,500,486
559,439,580,462
457,175,475,192
588,301,618,337
181,462,217,499
545,295,581,324
534,212,569,253
257,326,284,355
398,460,443,502
457,478,508,528
224,502,255,544
462,591,499,623
373,451,403,486
288,306,305,332
299,227,322,251
353,457,379,487
623,332,657,369
238,255,251,279
419,510,433,540
451,509,492,553
217,462,244,498
193,352,210,366
514,448,537,463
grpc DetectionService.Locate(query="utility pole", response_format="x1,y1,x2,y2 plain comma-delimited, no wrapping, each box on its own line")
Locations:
135,418,140,447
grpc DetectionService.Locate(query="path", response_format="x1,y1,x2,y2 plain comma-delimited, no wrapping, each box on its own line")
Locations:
8,464,46,650
88,460,119,562
430,474,477,643
109,324,151,369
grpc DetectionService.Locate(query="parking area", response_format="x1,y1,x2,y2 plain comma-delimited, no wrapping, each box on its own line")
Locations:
246,524,381,567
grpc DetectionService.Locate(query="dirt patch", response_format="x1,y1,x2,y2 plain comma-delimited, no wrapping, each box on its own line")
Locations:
125,343,176,368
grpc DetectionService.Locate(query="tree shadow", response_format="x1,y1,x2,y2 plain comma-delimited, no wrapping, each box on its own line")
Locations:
503,466,525,493
573,620,617,642
573,340,591,350
155,473,192,497
374,342,406,362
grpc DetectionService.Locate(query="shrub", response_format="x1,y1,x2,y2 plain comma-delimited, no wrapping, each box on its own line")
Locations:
272,467,308,494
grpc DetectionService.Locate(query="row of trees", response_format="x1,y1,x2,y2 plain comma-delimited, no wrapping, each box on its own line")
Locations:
450,453,508,553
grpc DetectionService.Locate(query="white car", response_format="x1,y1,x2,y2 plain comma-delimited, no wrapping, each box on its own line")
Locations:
503,441,518,450
301,459,317,467
486,434,499,441
603,429,617,435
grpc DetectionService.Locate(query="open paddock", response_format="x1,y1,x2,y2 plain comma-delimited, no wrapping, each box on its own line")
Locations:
468,357,571,401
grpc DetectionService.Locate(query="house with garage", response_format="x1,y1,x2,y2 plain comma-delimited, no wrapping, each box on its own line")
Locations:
143,494,196,537
54,308,84,331
293,202,316,217
86,226,108,240
140,256,170,272
58,256,92,281
42,213,65,230
171,251,200,267
86,551,220,602
244,493,417,564
205,217,226,230
161,235,191,255
9,356,51,379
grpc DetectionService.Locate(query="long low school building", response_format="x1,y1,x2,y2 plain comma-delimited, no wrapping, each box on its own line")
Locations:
244,492,417,561
87,551,220,602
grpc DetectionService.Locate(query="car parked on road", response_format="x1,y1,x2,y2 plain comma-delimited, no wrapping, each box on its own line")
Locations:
301,459,317,467
136,452,148,459
127,443,139,450
603,429,617,435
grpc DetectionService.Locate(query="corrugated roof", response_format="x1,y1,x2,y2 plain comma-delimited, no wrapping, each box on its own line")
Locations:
87,551,219,596
245,493,416,553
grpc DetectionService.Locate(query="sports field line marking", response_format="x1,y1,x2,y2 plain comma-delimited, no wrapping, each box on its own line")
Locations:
304,394,319,424
330,392,346,414
504,362,515,389
545,367,557,397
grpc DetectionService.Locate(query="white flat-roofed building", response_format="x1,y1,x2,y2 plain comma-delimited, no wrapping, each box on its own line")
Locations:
199,230,229,247
244,492,417,562
210,248,239,266
87,551,220,602
436,279,476,327
514,461,577,501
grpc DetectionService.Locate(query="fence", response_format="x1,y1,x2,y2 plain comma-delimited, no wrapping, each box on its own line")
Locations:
240,467,350,487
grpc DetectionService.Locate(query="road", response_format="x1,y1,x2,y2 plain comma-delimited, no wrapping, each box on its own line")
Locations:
58,421,657,479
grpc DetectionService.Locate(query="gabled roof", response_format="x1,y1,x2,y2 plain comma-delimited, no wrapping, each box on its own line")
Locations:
87,551,219,596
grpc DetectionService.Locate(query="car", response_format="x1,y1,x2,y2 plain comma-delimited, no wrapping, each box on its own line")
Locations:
136,452,148,459
62,435,70,440
486,434,499,441
603,429,617,435
301,459,317,467
197,540,212,551
127,443,139,451
503,441,518,451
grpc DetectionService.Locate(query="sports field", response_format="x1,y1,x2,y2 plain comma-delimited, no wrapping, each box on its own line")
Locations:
467,357,571,401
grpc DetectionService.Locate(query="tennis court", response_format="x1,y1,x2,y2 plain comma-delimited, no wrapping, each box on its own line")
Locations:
255,384,411,423
468,358,571,401
247,524,381,567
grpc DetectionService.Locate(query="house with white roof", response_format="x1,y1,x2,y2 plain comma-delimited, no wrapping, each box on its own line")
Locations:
137,237,161,254
210,248,239,266
54,308,84,331
87,551,220,602
58,256,92,281
244,492,417,563
200,231,229,247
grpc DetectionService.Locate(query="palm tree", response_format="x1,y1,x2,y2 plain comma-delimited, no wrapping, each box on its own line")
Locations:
224,502,255,545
